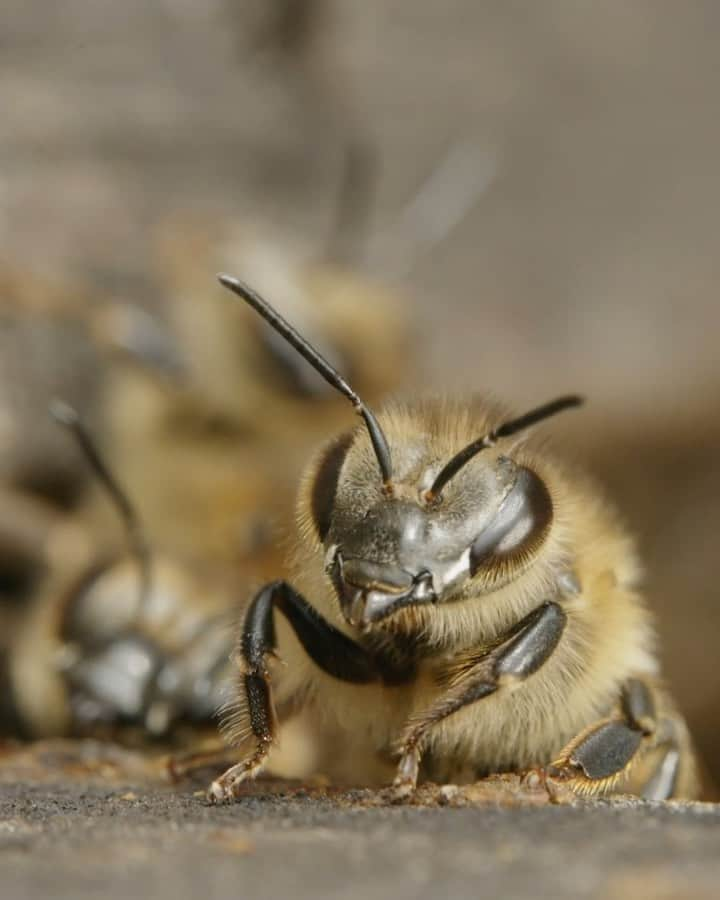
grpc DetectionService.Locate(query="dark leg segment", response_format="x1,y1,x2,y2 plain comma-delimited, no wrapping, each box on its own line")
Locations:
242,580,381,684
564,720,643,781
549,677,684,798
621,678,656,732
393,601,566,794
208,580,381,802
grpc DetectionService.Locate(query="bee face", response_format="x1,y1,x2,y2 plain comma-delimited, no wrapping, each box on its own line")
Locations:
309,402,554,628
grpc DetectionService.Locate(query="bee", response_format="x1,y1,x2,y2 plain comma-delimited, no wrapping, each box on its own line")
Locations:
153,199,406,433
0,263,189,604
8,403,235,742
150,134,491,444
208,275,700,803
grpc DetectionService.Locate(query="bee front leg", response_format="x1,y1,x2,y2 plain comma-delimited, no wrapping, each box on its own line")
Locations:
545,678,698,799
393,600,567,796
208,580,380,803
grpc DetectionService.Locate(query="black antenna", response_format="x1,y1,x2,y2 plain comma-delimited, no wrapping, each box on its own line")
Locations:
218,274,394,487
50,400,152,607
427,395,584,500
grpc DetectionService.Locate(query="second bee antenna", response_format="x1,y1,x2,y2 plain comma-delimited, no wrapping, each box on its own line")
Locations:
427,395,585,500
50,400,152,609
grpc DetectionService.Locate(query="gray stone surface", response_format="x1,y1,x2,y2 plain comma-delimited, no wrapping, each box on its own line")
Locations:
1,780,719,900
0,742,717,900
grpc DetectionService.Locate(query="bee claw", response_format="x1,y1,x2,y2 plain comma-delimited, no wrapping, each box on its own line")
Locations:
519,767,547,790
391,747,420,801
389,778,416,803
519,766,579,804
206,779,233,805
205,749,268,804
206,770,251,804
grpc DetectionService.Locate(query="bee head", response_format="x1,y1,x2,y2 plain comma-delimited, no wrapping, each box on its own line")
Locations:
217,275,582,629
309,397,581,628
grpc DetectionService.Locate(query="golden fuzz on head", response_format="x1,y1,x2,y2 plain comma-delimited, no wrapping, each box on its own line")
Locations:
294,393,590,643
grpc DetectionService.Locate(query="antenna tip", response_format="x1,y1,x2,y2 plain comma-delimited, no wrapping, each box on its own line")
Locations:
49,399,80,427
217,272,239,289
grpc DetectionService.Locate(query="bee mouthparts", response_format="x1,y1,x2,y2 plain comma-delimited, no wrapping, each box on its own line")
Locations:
335,559,436,627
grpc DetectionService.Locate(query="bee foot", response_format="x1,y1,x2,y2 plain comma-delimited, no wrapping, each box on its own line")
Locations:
391,747,420,801
206,756,266,804
520,766,579,804
519,767,548,791
207,778,235,804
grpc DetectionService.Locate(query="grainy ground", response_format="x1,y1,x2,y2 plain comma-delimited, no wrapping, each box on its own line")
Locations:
0,740,718,900
2,783,720,900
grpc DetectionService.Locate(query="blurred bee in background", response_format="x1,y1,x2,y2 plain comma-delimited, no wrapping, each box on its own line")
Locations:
0,264,190,592
105,137,492,571
0,258,251,743
153,141,404,430
207,277,700,804
0,268,104,594
0,265,191,732
8,404,236,744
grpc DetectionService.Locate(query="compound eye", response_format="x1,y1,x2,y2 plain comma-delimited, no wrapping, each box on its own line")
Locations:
310,431,354,541
470,468,552,577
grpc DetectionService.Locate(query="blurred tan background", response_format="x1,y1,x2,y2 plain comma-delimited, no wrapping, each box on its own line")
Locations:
1,2,719,786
